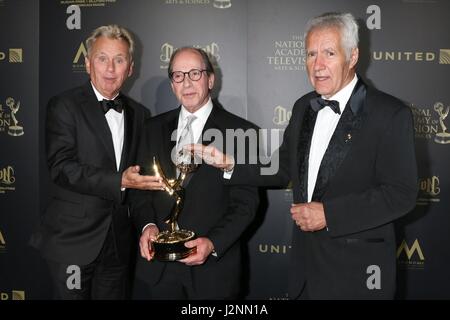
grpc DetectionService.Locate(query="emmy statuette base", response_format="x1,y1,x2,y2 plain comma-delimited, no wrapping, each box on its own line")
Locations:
153,229,196,262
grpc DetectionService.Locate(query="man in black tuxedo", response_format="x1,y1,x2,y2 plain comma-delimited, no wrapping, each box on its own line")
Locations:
189,13,418,299
131,47,259,299
30,25,163,299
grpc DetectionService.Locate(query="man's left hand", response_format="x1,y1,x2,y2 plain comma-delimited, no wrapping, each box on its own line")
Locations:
179,237,214,266
290,202,327,232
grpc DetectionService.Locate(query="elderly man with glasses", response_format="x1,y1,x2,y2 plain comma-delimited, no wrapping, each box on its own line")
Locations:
130,47,259,300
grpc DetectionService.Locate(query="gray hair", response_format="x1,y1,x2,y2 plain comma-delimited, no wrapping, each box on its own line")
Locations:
305,12,359,61
86,24,135,61
168,47,215,77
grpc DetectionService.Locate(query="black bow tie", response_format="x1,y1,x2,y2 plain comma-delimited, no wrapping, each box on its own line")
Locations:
101,98,123,114
310,97,341,115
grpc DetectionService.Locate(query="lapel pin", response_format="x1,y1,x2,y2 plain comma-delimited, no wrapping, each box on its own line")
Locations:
345,133,352,143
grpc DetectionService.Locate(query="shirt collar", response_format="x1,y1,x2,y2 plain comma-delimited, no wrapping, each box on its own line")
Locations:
90,82,119,102
324,74,358,114
179,97,213,123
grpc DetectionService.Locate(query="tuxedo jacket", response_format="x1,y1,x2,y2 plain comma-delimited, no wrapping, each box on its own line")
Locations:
30,82,150,266
131,104,259,298
232,79,418,299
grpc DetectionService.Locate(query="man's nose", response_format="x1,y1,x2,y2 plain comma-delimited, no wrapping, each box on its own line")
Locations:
313,54,325,71
106,60,115,72
182,76,193,87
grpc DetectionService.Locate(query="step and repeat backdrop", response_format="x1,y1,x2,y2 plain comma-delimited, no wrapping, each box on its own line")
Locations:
1,0,449,299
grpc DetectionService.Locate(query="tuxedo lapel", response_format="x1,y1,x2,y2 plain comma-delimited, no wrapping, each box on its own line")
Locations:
119,97,134,172
200,104,220,145
312,79,367,201
161,109,179,179
80,83,116,168
297,106,318,203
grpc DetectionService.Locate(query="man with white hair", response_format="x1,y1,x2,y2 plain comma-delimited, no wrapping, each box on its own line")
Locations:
190,12,418,299
31,25,163,299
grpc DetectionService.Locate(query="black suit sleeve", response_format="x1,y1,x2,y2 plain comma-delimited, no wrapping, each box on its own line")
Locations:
46,96,122,202
324,106,418,237
206,122,262,258
228,111,295,188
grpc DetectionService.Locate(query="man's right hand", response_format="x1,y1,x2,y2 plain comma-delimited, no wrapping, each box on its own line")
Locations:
139,224,159,261
121,165,165,190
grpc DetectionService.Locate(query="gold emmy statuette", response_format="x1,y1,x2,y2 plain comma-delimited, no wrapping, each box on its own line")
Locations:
152,155,198,261
6,97,24,136
434,102,450,144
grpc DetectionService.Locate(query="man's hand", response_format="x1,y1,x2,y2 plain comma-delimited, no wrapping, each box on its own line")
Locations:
179,237,215,266
122,165,165,190
290,202,327,232
139,224,159,261
184,144,234,172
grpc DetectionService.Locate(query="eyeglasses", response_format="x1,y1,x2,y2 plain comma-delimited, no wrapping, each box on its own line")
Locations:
170,69,208,83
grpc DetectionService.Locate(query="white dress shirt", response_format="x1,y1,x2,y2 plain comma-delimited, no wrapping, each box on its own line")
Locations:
307,74,358,202
91,83,124,172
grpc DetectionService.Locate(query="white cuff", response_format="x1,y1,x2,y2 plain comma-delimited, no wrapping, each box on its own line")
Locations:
142,223,156,234
223,169,233,179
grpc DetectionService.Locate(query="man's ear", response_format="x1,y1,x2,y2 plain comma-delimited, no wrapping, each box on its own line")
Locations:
85,56,91,74
208,73,215,90
128,61,134,77
349,47,359,69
